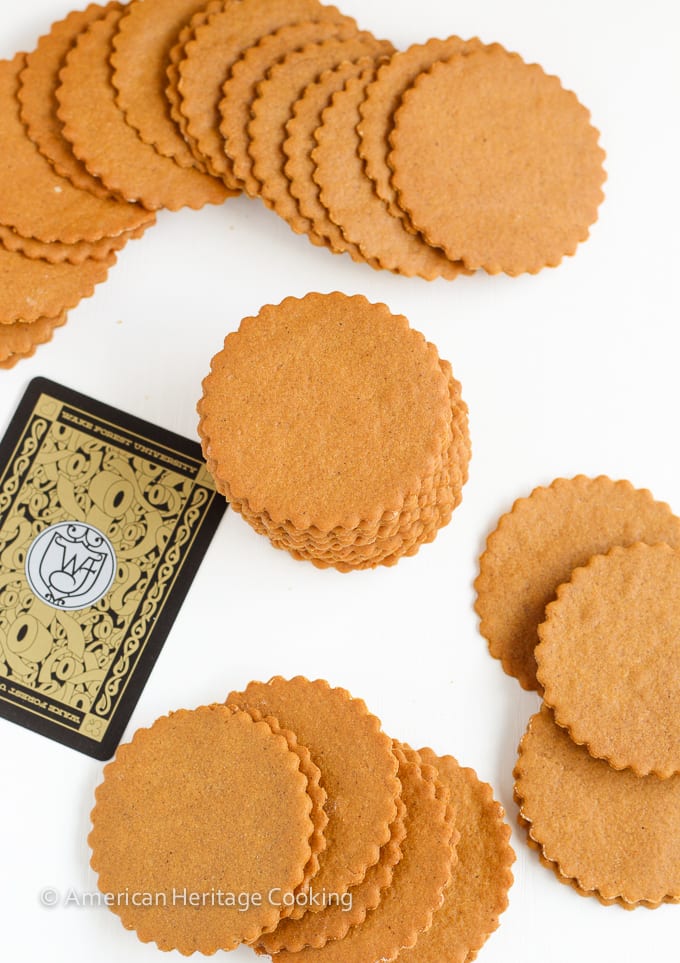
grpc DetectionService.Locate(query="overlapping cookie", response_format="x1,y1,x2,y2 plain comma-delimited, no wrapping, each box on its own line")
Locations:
515,707,680,908
57,7,230,211
409,748,515,963
0,241,114,326
357,36,482,219
2,1,605,364
19,3,127,201
176,0,367,184
483,477,680,904
89,704,317,953
536,543,680,779
0,312,67,367
311,67,464,279
389,46,605,275
475,476,680,690
89,677,514,958
111,0,215,171
219,19,362,193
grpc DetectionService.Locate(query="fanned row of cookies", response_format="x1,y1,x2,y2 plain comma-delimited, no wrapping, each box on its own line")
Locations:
0,0,231,367
198,292,471,572
89,676,515,958
179,0,604,277
475,475,680,906
1,0,606,366
0,42,155,367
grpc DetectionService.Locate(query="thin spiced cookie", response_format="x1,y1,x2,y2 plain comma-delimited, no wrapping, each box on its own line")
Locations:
514,706,680,907
389,46,606,274
111,0,212,171
0,242,114,324
219,18,359,194
284,58,376,248
357,36,482,219
57,8,230,211
474,476,680,691
514,807,669,911
0,53,152,244
537,543,680,779
177,0,359,185
198,292,451,527
273,744,457,963
397,748,514,963
89,704,315,953
0,311,67,363
227,676,401,937
165,0,222,165
247,34,394,226
0,221,146,265
312,67,463,279
259,796,406,952
238,706,329,921
18,2,124,201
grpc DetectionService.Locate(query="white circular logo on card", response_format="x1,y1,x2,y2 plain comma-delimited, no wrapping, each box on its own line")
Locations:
25,522,116,611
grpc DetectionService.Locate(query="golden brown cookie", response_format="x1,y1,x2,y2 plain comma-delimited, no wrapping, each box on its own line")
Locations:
284,58,375,248
357,36,481,219
248,35,394,225
200,323,469,572
110,0,210,170
226,677,401,926
312,67,463,279
258,796,406,952
57,8,231,211
516,809,664,911
239,706,328,921
165,0,223,169
0,242,114,324
537,543,680,779
18,2,123,201
177,0,358,185
514,706,680,906
399,748,514,963
89,704,315,953
273,744,457,963
219,19,359,195
0,53,152,244
262,372,468,573
0,221,149,265
0,311,67,364
474,476,680,691
515,787,678,910
230,361,468,554
198,293,453,530
389,46,606,274
0,349,33,369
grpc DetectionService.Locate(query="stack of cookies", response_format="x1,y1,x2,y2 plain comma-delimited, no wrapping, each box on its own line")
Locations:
475,476,680,907
89,676,515,959
2,0,605,366
197,292,470,571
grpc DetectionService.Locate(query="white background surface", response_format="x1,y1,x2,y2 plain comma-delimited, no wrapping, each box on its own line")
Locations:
1,1,680,960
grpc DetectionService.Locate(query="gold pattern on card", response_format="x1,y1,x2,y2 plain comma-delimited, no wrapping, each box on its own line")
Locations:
0,392,218,744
